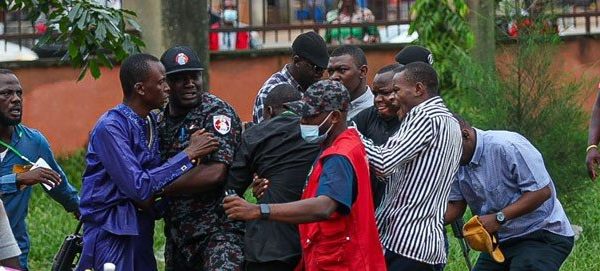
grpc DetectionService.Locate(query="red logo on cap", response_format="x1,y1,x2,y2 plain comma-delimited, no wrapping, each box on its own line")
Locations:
175,53,189,65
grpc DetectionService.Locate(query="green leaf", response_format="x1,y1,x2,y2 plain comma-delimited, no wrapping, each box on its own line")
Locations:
121,9,137,16
77,62,89,81
130,35,145,48
95,23,107,41
68,3,82,22
36,33,52,46
68,42,78,60
127,18,141,31
96,53,113,69
77,10,88,30
89,59,101,79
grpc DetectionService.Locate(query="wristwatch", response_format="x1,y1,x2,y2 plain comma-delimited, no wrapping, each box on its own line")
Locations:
259,204,270,220
495,211,506,225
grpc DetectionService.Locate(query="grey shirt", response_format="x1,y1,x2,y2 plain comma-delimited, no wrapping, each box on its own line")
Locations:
450,129,574,242
348,86,374,120
0,199,20,261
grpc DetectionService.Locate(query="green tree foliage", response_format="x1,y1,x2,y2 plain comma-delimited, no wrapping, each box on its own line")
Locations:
1,0,144,80
409,0,475,106
458,5,590,191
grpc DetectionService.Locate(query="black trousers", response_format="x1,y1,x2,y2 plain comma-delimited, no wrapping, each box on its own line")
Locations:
245,260,297,271
473,230,574,271
384,249,443,271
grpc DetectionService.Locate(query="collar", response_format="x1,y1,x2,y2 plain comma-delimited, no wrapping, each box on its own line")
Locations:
469,128,485,166
282,64,302,91
9,124,24,145
116,103,147,129
351,85,374,106
415,96,443,110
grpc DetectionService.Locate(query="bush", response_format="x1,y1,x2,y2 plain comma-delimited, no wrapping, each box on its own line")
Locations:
56,149,87,189
451,10,592,192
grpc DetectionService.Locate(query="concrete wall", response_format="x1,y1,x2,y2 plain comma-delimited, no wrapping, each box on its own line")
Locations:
4,38,600,155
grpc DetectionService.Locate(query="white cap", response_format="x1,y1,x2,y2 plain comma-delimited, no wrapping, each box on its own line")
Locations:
103,262,116,271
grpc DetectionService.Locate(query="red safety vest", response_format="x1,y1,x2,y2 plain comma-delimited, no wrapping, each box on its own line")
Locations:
296,128,386,271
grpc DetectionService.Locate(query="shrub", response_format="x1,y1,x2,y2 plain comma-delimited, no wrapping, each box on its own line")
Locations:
454,8,592,192
56,149,87,189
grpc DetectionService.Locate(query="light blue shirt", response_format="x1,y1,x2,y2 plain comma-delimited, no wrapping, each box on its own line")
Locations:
449,129,574,242
0,124,80,269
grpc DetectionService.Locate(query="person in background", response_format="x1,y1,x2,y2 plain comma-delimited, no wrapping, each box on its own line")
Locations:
394,45,434,65
209,0,261,51
325,0,379,45
351,63,402,207
327,45,373,119
585,82,600,181
252,31,329,124
0,69,80,270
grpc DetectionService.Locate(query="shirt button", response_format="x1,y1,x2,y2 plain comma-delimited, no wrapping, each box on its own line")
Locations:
306,239,311,244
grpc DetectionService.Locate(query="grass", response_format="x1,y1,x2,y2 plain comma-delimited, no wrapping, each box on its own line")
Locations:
23,152,600,270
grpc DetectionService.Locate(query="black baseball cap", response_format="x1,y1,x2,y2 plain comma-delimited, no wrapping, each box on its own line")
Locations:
160,46,204,75
292,32,329,69
394,45,434,65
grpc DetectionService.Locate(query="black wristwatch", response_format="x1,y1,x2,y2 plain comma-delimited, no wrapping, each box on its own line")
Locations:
495,211,506,225
259,204,270,220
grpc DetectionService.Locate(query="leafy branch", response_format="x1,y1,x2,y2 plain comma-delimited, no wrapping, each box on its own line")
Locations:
409,0,474,105
1,0,144,80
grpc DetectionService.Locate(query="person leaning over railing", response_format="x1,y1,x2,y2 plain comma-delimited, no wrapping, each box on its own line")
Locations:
325,0,379,45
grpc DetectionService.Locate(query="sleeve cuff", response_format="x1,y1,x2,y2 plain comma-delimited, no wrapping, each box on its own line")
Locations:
153,151,195,193
0,174,17,194
448,194,464,201
172,151,194,173
519,176,550,193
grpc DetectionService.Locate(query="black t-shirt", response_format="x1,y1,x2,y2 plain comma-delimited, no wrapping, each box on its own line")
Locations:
351,106,402,208
226,112,321,263
352,106,402,145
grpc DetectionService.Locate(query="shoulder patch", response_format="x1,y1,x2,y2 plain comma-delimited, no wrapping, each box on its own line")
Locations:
213,115,232,135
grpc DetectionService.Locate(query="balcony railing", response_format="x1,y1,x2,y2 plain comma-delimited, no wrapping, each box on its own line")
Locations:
2,0,600,61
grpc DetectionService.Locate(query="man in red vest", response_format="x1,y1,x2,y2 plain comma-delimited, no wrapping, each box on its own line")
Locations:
224,80,385,271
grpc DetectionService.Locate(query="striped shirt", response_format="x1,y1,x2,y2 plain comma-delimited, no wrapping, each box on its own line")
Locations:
252,64,302,124
361,96,462,264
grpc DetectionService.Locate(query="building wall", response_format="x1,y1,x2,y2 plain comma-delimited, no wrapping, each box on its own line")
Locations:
7,38,600,155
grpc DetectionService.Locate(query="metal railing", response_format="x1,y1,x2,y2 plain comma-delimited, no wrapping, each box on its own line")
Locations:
208,0,416,49
2,0,600,60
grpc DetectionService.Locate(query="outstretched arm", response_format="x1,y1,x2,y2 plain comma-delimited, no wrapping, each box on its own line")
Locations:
223,195,338,224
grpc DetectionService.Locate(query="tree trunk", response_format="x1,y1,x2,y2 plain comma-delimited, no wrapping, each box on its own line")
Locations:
161,0,210,88
468,0,496,72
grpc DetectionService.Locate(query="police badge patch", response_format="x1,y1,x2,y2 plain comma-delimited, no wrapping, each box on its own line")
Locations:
213,115,231,135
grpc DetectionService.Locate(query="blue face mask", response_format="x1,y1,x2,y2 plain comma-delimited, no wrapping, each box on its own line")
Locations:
223,9,238,22
300,112,334,144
